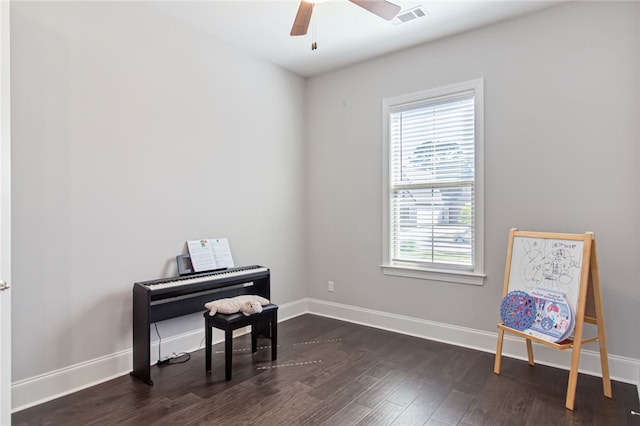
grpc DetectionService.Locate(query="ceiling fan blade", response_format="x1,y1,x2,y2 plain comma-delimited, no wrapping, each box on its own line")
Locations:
290,1,314,36
349,0,401,21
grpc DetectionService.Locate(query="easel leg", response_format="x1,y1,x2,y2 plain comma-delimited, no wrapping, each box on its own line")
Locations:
591,250,612,398
598,338,612,398
494,328,505,374
526,338,535,366
565,341,582,410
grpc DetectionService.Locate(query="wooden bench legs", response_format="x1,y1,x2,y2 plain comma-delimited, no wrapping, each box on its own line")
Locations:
204,304,278,381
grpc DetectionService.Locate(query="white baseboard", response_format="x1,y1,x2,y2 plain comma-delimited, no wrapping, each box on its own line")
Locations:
11,329,199,412
11,300,306,412
303,298,640,384
11,297,640,411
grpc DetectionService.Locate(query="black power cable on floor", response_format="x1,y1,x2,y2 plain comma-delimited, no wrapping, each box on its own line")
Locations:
153,322,191,367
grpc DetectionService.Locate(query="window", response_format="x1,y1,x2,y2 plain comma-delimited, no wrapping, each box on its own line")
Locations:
382,79,485,285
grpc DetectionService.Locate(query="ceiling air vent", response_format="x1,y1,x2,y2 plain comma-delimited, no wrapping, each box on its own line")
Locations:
392,5,428,25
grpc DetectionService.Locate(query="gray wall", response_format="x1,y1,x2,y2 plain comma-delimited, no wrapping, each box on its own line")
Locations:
306,1,640,360
9,0,640,395
11,2,307,382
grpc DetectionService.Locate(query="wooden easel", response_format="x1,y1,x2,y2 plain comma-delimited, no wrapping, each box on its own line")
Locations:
493,229,611,410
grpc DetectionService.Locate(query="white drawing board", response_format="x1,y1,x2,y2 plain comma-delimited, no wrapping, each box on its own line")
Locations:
507,235,584,310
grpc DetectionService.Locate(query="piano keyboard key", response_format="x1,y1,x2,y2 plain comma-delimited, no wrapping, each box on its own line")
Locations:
142,266,268,291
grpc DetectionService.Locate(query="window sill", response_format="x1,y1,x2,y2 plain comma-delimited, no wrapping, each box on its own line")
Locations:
381,264,485,286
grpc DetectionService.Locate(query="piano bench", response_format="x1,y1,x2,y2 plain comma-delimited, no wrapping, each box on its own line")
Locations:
204,303,278,381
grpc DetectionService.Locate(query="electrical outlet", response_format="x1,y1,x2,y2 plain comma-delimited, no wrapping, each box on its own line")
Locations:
328,281,334,292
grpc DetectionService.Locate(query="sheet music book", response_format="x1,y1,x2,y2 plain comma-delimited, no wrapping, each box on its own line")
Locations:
186,238,235,272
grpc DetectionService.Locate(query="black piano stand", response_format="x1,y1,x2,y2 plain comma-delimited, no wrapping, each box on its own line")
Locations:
131,265,271,385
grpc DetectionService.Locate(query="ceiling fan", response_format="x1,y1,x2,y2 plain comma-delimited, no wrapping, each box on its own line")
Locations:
290,0,402,36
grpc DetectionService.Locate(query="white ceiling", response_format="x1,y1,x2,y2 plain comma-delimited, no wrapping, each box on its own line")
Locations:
150,0,561,77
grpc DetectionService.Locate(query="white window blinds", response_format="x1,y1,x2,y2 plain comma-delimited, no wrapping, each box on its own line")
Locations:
389,90,475,269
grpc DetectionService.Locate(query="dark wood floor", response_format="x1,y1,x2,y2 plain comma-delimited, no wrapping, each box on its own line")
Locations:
13,314,640,425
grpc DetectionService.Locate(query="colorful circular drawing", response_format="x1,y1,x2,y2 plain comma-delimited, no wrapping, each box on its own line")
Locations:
541,316,554,331
500,290,536,331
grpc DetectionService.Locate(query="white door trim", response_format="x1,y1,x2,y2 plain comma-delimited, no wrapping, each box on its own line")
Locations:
0,0,13,423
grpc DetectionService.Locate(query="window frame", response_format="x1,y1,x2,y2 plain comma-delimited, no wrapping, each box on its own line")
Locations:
381,79,485,285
